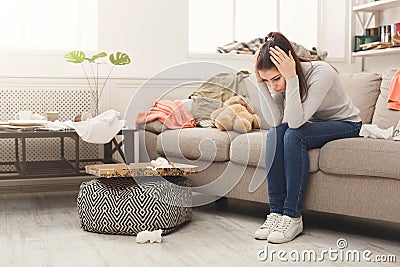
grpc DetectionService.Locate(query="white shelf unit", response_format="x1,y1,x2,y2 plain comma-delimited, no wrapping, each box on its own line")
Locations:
353,0,400,11
351,0,400,58
352,45,400,56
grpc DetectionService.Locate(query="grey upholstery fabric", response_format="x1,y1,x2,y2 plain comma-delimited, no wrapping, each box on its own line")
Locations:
137,120,168,134
372,69,400,129
339,72,381,124
139,130,159,162
319,138,400,179
303,172,400,224
244,75,271,130
157,128,240,162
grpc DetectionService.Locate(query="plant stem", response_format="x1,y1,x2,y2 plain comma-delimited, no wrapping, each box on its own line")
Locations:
80,64,93,92
96,64,99,115
90,63,98,92
99,65,115,98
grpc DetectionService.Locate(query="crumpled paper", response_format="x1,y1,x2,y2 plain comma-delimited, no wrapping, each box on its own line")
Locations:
359,124,394,139
150,157,174,169
136,229,163,244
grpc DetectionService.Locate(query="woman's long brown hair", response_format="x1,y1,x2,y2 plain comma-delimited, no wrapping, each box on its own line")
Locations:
256,32,309,102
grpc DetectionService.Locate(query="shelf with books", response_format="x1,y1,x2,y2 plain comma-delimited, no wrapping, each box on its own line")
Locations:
351,0,400,61
352,45,400,56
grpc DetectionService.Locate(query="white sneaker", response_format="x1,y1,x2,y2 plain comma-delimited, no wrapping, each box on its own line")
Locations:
254,213,282,240
267,215,303,244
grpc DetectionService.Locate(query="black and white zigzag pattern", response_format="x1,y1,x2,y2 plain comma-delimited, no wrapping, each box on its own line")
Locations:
77,176,192,235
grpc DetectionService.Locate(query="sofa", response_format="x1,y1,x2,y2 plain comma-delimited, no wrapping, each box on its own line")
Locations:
138,69,400,224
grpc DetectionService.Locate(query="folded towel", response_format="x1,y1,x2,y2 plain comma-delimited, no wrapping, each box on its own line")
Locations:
387,68,400,110
64,109,124,144
136,100,196,129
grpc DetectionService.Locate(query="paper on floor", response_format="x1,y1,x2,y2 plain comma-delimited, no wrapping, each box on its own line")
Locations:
136,229,163,244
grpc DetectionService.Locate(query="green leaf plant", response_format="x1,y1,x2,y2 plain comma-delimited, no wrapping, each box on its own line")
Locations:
64,50,131,116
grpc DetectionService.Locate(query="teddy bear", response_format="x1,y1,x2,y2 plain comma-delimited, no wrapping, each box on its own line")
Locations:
210,95,260,133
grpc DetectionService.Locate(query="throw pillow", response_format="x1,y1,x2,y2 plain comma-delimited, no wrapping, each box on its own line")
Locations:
189,72,249,121
137,120,168,134
372,69,400,129
244,74,271,130
339,72,381,124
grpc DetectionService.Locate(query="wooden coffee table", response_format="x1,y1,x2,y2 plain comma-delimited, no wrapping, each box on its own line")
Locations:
0,129,81,179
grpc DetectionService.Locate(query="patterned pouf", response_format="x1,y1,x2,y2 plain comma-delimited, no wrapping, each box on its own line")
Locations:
77,176,192,235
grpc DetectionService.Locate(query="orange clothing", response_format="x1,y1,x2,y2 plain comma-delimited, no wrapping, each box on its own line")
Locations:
136,100,196,129
388,68,400,110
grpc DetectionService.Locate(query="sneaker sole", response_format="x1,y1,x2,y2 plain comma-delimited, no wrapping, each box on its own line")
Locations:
267,230,302,244
254,235,269,240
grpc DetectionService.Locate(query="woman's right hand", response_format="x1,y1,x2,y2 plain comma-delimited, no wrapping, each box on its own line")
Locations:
254,48,263,83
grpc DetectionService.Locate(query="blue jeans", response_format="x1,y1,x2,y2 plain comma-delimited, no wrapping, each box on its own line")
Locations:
265,120,362,218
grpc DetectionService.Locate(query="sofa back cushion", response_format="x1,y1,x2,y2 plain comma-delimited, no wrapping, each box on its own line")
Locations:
244,75,271,130
372,69,400,129
339,72,381,124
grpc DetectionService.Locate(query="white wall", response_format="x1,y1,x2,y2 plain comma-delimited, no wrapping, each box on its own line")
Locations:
0,0,399,115
0,0,254,79
1,1,398,77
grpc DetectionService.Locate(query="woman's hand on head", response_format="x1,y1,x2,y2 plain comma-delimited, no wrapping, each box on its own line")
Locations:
269,46,297,79
253,48,263,83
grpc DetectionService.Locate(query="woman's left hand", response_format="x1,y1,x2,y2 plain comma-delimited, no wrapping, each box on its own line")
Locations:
269,46,297,79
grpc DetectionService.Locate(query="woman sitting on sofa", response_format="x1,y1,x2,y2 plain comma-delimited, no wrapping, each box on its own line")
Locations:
253,32,362,244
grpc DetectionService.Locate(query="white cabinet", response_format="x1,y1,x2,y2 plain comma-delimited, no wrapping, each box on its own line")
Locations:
351,0,400,57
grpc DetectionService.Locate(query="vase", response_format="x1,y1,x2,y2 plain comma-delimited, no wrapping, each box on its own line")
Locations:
90,90,100,117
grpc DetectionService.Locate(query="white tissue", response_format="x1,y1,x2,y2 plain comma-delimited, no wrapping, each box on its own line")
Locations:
150,157,173,169
43,120,71,131
63,109,124,144
359,124,394,139
136,229,163,244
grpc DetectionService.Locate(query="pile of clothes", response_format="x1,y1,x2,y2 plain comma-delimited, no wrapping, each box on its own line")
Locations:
217,37,328,61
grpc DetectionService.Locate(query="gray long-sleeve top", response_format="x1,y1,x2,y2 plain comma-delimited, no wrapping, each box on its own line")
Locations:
257,61,361,129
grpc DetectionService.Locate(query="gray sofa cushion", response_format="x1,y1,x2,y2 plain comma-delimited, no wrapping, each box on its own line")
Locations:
157,128,240,162
372,69,400,129
319,138,400,180
339,72,381,124
230,130,320,172
140,130,159,161
230,131,266,168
